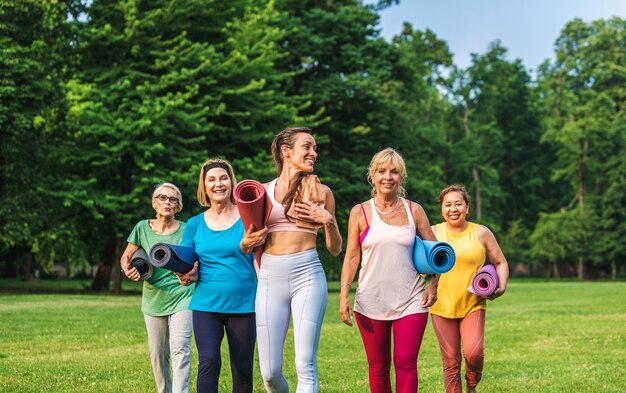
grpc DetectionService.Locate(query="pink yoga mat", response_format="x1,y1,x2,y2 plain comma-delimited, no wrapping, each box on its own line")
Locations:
468,264,499,296
233,179,273,265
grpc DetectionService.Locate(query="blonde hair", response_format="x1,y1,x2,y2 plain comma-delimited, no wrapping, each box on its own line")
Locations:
152,182,183,213
367,148,407,198
196,158,237,207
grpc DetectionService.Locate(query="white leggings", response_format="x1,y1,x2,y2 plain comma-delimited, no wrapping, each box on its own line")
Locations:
255,248,328,393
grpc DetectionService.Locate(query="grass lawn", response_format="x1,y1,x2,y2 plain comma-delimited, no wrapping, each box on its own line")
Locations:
0,279,625,392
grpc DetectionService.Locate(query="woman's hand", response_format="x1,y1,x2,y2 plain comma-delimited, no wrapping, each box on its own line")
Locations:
486,286,505,300
174,262,198,286
240,224,268,254
339,295,354,327
122,265,141,282
422,276,439,307
294,201,332,225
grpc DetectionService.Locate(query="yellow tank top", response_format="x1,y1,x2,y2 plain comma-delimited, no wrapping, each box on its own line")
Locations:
429,222,487,318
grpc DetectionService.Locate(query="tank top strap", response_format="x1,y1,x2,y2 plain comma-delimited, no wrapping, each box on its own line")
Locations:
360,202,369,227
268,179,278,205
400,198,415,231
368,199,381,223
359,202,371,245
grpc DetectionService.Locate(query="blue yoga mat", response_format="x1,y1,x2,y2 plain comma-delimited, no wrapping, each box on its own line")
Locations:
412,237,456,274
130,248,153,280
149,243,197,274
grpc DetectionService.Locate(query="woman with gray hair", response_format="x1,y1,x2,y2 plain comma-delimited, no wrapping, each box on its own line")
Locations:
120,182,195,393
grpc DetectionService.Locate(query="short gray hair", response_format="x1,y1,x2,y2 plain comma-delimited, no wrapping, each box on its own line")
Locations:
152,182,183,212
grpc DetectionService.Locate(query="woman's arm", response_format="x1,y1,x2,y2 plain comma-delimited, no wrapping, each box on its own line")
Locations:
412,202,437,241
120,242,140,281
339,205,363,326
320,186,342,256
294,185,342,256
240,224,268,254
412,202,439,306
478,225,510,299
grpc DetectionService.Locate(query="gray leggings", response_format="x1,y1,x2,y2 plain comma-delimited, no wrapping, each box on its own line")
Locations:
255,248,328,393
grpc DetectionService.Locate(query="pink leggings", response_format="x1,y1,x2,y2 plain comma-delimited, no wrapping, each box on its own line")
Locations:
355,312,429,393
430,310,485,393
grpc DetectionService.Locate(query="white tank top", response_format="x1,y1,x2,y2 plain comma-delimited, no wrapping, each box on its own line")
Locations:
353,198,427,320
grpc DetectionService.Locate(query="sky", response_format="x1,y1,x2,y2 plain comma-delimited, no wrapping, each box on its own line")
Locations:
373,0,626,72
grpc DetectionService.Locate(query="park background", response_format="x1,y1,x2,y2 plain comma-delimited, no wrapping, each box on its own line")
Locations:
1,0,626,391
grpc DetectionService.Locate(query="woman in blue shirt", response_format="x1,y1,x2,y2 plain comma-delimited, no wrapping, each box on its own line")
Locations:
179,158,267,393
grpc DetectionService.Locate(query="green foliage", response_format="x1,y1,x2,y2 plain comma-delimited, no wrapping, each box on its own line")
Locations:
529,205,599,272
535,17,626,277
59,0,304,287
0,0,73,276
445,42,552,232
2,2,626,281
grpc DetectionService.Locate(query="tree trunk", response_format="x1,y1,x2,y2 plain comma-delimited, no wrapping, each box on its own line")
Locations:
577,256,585,281
90,236,116,291
472,167,482,220
463,104,482,220
552,263,560,279
23,250,33,281
576,140,587,282
612,260,616,281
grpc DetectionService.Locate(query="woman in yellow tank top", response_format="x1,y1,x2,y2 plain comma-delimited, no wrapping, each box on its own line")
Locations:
429,184,509,393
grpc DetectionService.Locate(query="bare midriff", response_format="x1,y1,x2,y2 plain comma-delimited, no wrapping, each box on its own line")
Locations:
263,231,318,256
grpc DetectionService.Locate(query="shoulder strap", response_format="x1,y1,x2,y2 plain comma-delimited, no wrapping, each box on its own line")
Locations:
360,203,369,227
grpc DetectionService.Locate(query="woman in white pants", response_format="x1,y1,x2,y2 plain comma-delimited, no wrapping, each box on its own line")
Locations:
120,183,194,393
241,127,342,392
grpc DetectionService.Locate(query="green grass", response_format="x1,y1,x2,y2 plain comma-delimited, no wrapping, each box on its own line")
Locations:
1,280,625,392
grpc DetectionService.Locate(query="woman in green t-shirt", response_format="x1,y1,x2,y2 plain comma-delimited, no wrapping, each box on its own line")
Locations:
120,182,195,393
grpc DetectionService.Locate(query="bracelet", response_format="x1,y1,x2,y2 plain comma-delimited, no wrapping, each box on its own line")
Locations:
341,282,352,287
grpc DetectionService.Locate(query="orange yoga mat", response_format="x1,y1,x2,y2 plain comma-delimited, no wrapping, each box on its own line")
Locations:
233,179,273,264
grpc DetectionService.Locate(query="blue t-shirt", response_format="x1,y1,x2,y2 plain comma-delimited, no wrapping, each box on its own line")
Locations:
181,213,256,313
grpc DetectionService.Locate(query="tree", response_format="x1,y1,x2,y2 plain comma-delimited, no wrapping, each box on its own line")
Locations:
65,0,300,291
536,17,626,279
389,23,453,216
0,0,73,279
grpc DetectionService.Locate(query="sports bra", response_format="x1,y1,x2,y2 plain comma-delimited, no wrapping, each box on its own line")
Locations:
266,179,318,234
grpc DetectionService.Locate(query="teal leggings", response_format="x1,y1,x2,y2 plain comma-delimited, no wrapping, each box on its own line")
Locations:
255,249,328,393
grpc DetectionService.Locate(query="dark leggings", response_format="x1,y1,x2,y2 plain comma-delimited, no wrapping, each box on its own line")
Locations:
192,311,256,393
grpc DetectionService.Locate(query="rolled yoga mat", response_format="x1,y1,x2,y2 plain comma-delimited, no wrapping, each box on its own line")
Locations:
412,236,456,274
149,243,197,274
233,179,273,264
468,263,499,296
130,248,153,280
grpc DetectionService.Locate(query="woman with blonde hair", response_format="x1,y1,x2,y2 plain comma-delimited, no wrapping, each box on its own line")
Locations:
179,158,266,393
339,148,439,393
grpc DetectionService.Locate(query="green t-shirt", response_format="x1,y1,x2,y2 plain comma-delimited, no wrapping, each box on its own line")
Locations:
127,219,194,316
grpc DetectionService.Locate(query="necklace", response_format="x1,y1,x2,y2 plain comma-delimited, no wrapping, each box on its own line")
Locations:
374,198,399,215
